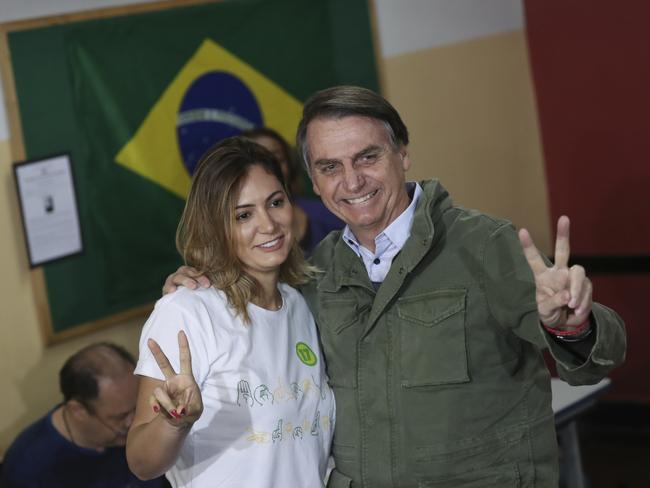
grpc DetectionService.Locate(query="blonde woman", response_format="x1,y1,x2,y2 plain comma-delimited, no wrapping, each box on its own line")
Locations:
126,138,334,487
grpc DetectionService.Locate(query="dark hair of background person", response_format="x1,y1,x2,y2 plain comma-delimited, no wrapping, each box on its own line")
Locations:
176,136,316,324
59,343,135,412
240,126,302,195
296,85,410,172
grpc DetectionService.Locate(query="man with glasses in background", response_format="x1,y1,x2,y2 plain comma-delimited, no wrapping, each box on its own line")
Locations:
2,343,168,487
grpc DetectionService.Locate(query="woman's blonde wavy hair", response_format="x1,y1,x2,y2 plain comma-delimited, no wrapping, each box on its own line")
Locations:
176,137,317,324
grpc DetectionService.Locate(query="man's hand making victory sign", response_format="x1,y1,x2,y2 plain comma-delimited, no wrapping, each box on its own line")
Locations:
518,216,592,334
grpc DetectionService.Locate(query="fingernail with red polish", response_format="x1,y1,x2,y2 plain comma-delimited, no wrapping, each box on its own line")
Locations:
171,409,180,419
153,405,160,413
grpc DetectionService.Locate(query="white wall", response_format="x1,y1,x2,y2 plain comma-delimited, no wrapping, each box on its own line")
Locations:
374,0,523,57
0,0,161,23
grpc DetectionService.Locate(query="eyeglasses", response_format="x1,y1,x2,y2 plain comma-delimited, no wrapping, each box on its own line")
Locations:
82,402,132,439
91,412,129,437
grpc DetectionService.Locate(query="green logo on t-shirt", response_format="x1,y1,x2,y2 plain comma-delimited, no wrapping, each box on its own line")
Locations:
296,342,317,366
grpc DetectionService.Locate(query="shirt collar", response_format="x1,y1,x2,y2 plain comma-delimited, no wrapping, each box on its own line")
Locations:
343,182,423,257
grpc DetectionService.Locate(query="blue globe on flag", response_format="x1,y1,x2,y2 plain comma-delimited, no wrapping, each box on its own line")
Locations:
177,71,263,175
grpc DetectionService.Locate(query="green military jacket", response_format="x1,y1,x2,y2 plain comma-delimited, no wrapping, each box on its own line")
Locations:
302,179,626,488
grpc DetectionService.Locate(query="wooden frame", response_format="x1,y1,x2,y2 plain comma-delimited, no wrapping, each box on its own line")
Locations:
13,153,84,268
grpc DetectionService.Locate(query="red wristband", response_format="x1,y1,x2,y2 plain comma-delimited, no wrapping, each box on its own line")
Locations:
543,319,591,337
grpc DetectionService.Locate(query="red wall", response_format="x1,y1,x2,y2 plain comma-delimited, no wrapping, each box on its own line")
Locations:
525,0,650,402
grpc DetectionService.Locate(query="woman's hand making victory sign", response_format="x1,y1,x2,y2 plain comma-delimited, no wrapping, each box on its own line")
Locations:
148,330,204,427
518,216,592,332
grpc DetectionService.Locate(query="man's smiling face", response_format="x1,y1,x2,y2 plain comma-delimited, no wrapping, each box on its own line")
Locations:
306,115,411,247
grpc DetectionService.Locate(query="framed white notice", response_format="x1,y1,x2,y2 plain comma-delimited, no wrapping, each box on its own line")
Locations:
13,153,83,267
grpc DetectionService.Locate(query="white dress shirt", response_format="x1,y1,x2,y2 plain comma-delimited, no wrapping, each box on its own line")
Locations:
342,182,425,283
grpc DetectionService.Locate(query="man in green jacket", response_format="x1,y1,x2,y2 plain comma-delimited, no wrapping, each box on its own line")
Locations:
165,86,626,487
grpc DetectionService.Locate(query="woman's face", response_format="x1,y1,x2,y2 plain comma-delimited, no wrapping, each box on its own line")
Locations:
233,164,293,282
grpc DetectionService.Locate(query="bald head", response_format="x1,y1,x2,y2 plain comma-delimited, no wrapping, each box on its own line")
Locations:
59,343,135,411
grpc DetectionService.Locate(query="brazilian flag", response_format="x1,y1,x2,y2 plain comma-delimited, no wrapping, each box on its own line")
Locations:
8,0,378,334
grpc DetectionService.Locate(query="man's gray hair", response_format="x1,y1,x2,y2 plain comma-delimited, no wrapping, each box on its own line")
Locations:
296,86,409,174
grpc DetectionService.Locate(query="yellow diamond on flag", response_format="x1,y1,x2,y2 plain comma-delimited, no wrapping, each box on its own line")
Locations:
115,39,303,199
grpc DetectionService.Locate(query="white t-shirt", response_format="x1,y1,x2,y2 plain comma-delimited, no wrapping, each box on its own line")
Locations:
135,283,335,488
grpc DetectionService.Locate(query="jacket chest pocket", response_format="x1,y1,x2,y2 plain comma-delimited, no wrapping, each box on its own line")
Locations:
317,297,369,388
398,288,469,387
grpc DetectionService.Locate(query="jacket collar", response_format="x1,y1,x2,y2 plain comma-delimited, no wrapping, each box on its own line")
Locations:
317,179,452,294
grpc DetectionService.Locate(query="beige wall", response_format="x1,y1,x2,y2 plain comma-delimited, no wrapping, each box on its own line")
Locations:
381,31,552,251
